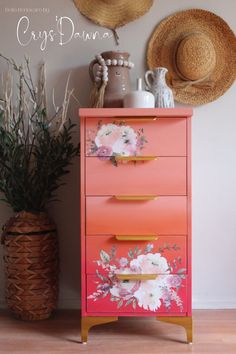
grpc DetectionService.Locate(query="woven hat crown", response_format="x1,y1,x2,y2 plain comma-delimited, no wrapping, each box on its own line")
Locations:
175,33,216,81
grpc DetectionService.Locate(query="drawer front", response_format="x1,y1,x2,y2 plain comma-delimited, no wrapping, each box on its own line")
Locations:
86,157,187,196
87,274,187,314
86,197,187,235
86,235,187,275
86,118,186,157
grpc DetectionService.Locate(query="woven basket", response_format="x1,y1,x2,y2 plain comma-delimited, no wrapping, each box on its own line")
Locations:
1,211,59,321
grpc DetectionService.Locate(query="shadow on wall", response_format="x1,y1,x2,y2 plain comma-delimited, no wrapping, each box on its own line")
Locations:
47,65,92,112
49,155,81,308
46,66,86,306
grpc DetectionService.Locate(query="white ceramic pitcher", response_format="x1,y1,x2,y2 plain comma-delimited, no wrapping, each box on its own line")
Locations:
145,67,174,108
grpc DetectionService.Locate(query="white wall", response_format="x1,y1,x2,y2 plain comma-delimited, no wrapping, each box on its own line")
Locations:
0,0,235,309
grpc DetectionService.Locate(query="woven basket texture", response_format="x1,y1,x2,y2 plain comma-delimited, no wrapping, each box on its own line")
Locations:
2,211,59,321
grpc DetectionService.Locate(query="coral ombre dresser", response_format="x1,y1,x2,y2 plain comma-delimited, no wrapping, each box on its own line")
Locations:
80,108,192,343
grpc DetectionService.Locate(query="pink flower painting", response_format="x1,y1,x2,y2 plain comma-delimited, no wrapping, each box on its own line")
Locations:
87,243,186,312
96,146,113,160
87,121,148,166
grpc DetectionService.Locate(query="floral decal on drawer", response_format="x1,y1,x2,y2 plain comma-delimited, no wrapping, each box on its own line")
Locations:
88,243,186,312
86,121,147,166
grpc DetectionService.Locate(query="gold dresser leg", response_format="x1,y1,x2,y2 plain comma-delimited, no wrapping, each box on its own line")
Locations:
156,316,193,344
81,316,118,343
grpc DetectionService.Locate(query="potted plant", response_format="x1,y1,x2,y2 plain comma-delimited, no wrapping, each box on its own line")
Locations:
0,55,79,320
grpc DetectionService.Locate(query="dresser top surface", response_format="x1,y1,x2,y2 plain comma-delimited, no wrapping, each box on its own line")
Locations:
79,108,193,118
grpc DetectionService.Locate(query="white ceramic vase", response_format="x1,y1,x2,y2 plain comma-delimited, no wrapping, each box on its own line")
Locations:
123,78,155,108
145,67,174,108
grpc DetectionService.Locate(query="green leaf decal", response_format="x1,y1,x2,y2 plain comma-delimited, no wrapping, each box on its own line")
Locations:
100,249,110,263
177,268,186,274
179,274,187,279
128,250,134,258
110,296,120,302
117,300,123,309
125,298,134,307
110,156,118,167
101,291,109,299
110,245,116,259
96,269,108,282
97,120,102,129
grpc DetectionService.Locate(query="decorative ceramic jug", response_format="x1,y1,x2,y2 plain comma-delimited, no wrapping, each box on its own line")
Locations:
89,51,133,108
124,78,155,108
145,67,175,108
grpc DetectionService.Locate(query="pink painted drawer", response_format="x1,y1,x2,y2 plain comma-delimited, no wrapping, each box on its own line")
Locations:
86,118,186,157
86,235,187,275
87,274,187,314
86,157,187,196
86,196,187,235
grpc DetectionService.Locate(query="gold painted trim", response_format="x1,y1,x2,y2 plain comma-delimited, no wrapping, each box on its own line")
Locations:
114,117,158,122
156,316,193,344
115,235,158,241
114,195,157,201
116,274,158,281
81,316,118,343
115,156,158,162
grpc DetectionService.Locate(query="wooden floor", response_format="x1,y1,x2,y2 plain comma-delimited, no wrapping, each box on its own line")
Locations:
0,310,236,354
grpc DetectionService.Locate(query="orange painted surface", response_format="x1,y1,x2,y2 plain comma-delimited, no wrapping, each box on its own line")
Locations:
86,157,186,196
86,235,187,275
87,275,187,314
187,117,192,316
86,118,187,157
86,197,187,235
80,116,86,316
80,108,192,318
80,107,193,118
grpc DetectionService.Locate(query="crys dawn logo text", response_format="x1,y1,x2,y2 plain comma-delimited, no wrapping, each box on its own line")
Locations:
16,16,113,51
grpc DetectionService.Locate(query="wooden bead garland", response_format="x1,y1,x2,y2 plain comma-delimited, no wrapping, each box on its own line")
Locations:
90,53,134,108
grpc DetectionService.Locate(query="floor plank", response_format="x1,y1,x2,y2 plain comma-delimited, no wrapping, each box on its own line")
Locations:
0,310,236,353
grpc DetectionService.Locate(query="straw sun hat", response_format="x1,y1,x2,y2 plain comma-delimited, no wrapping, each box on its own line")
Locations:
74,0,154,29
147,9,236,105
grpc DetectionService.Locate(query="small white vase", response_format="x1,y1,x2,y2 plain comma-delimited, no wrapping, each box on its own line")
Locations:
145,67,175,108
123,78,155,108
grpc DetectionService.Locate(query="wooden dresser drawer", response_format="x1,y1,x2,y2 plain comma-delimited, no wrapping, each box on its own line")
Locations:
86,117,186,157
86,196,187,235
87,274,187,314
86,235,187,275
86,157,187,196
80,108,192,343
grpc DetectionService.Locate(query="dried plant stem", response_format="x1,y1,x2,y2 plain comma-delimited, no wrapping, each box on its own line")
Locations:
25,56,37,101
0,54,80,212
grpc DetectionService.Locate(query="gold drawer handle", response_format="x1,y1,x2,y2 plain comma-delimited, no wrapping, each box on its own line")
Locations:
114,117,158,122
114,195,157,201
115,156,158,162
116,274,158,281
115,235,158,241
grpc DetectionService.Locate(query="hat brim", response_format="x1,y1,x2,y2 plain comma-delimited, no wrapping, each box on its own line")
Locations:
147,9,236,105
74,0,154,29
